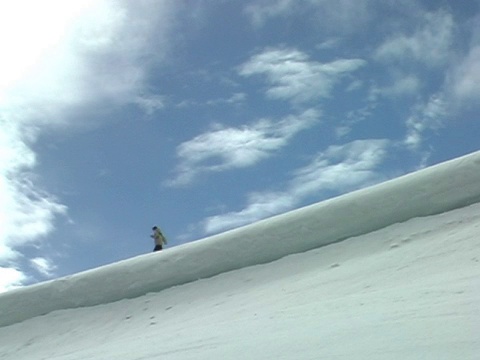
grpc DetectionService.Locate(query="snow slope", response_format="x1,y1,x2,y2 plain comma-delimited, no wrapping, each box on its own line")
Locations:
0,151,479,359
0,199,479,359
2,151,480,328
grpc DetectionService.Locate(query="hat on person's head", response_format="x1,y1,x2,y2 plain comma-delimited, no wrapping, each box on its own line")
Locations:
152,226,157,230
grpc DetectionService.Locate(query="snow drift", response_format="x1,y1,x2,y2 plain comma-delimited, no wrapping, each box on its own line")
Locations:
1,151,480,328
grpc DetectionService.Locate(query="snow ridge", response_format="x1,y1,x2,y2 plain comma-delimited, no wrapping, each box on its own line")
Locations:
1,151,480,328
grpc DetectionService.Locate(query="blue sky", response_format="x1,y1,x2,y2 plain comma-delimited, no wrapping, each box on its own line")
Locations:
1,0,480,291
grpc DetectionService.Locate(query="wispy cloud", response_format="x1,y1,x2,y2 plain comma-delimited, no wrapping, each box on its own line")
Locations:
30,257,57,277
206,93,247,106
375,10,454,67
337,84,380,138
449,46,480,107
244,0,372,33
404,94,447,151
176,93,247,108
0,119,67,258
167,109,321,186
382,73,422,98
134,94,166,115
244,0,297,27
204,139,390,234
393,12,480,155
0,124,64,293
239,48,366,104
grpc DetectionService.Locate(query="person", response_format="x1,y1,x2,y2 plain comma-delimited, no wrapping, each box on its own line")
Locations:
151,226,167,252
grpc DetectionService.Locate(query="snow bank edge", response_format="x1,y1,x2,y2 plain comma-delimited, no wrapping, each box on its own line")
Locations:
1,151,480,327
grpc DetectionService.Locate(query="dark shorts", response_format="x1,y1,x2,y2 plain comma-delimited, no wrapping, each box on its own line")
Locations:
153,245,163,252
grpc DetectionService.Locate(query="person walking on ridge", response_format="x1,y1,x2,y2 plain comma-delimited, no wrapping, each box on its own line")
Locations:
151,226,167,252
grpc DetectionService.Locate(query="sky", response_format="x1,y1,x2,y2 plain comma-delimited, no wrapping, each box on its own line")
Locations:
0,152,479,358
1,0,480,292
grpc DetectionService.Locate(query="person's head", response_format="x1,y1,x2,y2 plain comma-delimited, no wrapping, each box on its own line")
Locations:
152,226,158,230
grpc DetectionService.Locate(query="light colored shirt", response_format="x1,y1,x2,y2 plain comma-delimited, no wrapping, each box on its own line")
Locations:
152,228,166,246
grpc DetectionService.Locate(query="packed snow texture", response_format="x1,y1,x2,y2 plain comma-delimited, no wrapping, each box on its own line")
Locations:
0,152,479,359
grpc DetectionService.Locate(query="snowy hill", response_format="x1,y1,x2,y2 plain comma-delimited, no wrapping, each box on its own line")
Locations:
0,151,479,359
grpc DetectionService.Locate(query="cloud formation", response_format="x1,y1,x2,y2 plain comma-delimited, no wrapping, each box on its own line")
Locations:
168,109,321,186
204,139,390,234
0,267,26,293
0,0,178,290
30,257,57,277
239,48,366,104
450,46,480,106
404,94,447,151
245,0,372,33
0,119,67,292
374,10,454,67
0,119,67,259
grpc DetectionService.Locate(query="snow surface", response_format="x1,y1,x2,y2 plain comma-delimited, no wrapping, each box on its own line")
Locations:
0,151,479,359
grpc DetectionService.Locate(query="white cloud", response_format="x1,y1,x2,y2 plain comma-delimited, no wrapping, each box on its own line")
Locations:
0,119,67,246
450,46,480,106
244,0,372,33
404,94,447,151
206,93,247,106
375,10,454,67
383,74,421,97
244,0,296,27
0,0,97,101
134,94,166,115
0,267,26,293
337,84,380,137
316,38,342,50
176,93,247,108
204,191,296,234
0,0,179,290
204,139,390,234
168,109,321,186
239,48,366,104
30,257,57,277
1,0,177,130
292,139,389,195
